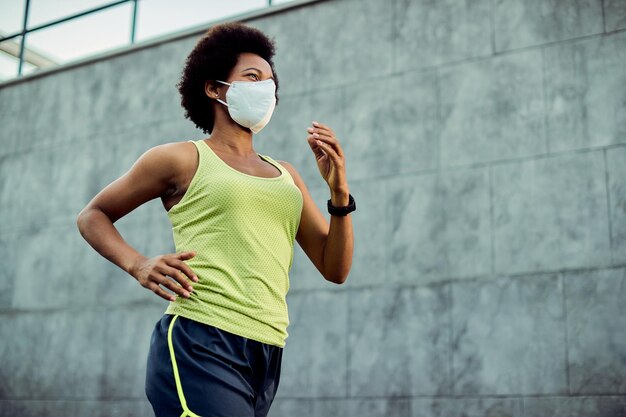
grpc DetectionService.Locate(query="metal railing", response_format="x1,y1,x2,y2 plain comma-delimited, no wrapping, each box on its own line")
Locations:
0,0,275,78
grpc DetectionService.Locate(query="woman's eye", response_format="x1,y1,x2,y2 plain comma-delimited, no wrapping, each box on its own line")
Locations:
247,73,259,80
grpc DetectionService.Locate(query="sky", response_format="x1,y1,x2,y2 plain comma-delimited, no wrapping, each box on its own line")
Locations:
0,0,292,81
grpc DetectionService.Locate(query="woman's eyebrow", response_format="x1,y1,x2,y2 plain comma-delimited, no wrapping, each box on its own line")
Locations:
240,67,274,79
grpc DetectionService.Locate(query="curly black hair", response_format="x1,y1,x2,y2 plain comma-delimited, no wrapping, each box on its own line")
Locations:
176,22,279,134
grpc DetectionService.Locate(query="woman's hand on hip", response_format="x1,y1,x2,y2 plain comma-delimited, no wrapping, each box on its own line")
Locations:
307,121,349,196
130,251,198,301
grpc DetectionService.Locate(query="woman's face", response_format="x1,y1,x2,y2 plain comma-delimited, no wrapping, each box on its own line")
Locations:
206,52,276,130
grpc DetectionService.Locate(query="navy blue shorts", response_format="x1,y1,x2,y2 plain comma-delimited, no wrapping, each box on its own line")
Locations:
145,314,283,417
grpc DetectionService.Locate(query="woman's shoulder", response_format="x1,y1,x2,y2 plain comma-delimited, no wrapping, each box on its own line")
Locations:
274,159,306,187
146,139,198,161
135,140,199,177
274,159,295,173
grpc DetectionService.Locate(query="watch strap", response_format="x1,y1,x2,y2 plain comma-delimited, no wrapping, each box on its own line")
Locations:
327,194,356,216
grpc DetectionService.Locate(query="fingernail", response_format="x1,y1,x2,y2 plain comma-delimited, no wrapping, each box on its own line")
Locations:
193,276,198,282
184,291,190,297
313,133,319,137
170,296,176,301
312,121,319,126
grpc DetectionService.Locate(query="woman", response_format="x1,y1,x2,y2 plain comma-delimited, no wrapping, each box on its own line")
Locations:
76,22,354,417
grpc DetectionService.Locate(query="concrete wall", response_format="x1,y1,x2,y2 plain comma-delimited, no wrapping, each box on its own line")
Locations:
1,0,625,415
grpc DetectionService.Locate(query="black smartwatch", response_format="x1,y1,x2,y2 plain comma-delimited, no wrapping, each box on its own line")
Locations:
327,194,356,216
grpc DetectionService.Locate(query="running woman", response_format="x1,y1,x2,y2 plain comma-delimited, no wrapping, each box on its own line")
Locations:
76,22,355,417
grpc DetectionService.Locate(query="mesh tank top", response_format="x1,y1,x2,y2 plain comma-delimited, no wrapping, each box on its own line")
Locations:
164,139,303,347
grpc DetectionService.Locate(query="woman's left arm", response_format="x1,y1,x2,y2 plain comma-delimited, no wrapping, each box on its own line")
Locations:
279,121,354,284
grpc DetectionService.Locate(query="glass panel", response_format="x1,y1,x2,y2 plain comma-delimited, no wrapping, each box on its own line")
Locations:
135,0,267,42
28,0,118,28
0,0,26,36
0,39,36,80
271,0,296,5
19,58,37,76
25,2,132,64
0,37,21,81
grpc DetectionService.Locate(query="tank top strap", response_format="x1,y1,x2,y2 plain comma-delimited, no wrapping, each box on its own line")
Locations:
188,139,212,183
259,153,298,185
258,153,285,174
191,139,210,166
192,139,234,176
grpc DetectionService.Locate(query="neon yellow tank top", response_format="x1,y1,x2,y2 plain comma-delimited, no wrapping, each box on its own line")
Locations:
164,139,303,347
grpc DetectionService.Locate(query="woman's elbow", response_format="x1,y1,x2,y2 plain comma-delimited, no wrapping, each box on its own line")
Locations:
76,206,101,234
76,208,88,233
324,272,349,285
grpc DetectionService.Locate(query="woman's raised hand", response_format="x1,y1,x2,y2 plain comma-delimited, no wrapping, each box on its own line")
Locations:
306,121,348,195
130,251,198,302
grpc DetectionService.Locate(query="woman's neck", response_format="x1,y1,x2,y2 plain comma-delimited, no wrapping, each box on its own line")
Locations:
208,120,256,157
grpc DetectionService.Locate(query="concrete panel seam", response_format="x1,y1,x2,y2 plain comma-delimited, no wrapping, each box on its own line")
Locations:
342,144,616,181
346,283,351,398
0,299,166,315
6,116,198,158
493,27,626,56
602,0,607,33
560,272,572,396
489,0,497,54
603,148,615,265
435,66,442,175
285,265,626,296
265,393,626,401
480,144,610,170
0,217,82,238
382,175,390,319
489,165,495,278
390,0,397,74
447,283,454,396
541,46,550,155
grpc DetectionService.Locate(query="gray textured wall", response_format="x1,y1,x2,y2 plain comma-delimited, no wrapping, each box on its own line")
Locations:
1,0,625,416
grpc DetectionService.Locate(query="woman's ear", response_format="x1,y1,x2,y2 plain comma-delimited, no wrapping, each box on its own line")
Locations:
205,80,221,99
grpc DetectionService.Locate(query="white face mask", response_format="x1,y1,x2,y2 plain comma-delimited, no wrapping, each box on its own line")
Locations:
216,79,276,134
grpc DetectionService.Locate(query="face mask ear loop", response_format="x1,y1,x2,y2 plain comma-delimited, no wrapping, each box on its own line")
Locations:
214,80,230,106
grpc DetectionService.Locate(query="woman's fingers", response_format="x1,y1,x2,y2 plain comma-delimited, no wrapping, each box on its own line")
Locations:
307,133,344,164
307,125,344,157
307,135,326,159
160,279,190,299
133,253,198,301
175,251,196,260
168,256,198,282
313,137,342,164
144,265,190,299
147,281,178,302
159,264,194,295
306,121,348,189
312,121,335,136
307,124,335,138
313,134,344,157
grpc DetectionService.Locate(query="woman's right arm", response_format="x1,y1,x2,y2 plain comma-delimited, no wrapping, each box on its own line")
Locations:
76,142,197,301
